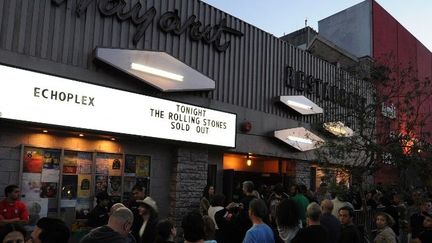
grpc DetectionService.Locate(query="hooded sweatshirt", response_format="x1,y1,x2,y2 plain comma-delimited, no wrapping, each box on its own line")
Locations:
80,225,134,243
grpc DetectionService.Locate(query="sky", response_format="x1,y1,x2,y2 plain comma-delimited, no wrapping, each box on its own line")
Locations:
201,0,432,51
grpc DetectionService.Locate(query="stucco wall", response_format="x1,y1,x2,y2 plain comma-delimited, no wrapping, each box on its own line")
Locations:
318,0,372,58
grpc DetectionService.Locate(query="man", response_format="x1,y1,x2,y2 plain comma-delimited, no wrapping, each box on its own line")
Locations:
410,198,432,239
0,185,29,225
233,181,256,242
110,203,126,215
87,191,110,227
385,193,404,236
29,217,70,243
243,199,274,243
80,207,134,243
411,212,432,243
292,202,329,243
127,185,146,242
338,206,361,243
320,199,341,243
291,184,310,226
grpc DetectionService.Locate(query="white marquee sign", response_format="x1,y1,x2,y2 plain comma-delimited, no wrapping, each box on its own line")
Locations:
0,65,236,147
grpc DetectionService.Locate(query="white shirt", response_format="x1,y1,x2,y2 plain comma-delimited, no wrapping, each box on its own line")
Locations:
207,206,224,229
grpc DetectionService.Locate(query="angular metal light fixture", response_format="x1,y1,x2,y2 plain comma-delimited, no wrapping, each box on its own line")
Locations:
323,121,354,137
274,127,324,151
95,48,215,92
279,96,323,115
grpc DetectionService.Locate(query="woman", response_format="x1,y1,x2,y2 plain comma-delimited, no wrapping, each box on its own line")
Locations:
135,197,159,243
275,199,302,243
200,185,215,216
373,212,397,243
155,219,176,243
0,224,26,243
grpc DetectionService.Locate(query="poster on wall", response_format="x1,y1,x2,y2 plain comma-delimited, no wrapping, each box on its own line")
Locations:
42,150,60,170
108,158,122,176
136,156,150,177
124,155,136,176
95,175,108,194
26,198,48,225
76,198,91,219
108,176,121,196
77,174,91,198
63,153,78,174
75,152,93,174
95,158,108,175
61,175,78,199
22,173,41,199
41,169,60,183
40,183,58,198
23,148,44,173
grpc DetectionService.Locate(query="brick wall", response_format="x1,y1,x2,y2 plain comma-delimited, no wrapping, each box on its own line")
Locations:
295,161,311,189
170,147,208,228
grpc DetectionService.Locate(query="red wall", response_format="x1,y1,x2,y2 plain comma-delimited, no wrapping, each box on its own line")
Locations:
373,1,432,141
372,1,432,184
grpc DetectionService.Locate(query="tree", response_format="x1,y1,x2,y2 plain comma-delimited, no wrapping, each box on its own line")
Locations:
314,57,432,238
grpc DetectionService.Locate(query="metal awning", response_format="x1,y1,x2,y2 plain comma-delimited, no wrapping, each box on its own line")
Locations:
274,127,324,151
95,48,215,92
323,121,354,137
279,96,323,115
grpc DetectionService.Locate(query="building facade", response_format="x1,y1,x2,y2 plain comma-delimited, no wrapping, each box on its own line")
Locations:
0,0,371,229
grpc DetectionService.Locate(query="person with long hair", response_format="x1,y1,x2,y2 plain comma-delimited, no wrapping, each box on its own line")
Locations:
200,185,215,216
275,199,302,243
373,212,397,243
0,223,26,243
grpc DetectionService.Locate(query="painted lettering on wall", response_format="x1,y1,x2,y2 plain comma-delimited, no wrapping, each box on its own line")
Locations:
52,0,243,52
284,66,366,110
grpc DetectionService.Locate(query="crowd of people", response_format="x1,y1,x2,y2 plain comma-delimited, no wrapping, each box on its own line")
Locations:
0,182,432,243
197,181,432,243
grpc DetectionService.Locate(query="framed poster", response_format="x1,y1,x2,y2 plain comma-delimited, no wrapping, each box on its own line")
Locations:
95,175,108,194
136,155,150,178
124,155,136,176
42,149,60,170
23,148,44,173
63,152,78,174
40,183,58,198
22,173,42,199
78,174,91,198
77,152,92,174
108,176,121,196
61,175,78,199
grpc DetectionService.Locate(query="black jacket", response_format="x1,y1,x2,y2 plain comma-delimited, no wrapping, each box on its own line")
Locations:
79,226,136,243
292,225,329,243
133,216,158,243
339,224,361,243
87,205,109,228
